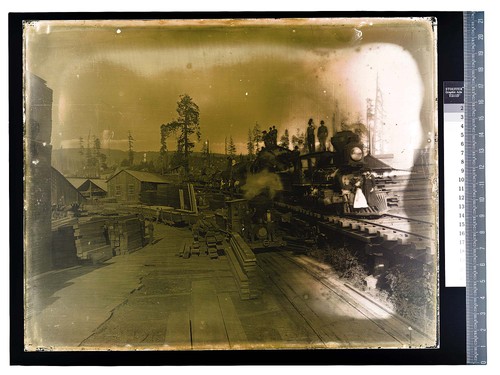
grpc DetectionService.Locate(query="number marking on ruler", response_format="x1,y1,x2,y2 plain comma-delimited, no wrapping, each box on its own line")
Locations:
464,11,486,365
444,82,466,287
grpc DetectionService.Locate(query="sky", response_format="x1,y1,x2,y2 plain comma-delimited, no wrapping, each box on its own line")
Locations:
25,17,436,169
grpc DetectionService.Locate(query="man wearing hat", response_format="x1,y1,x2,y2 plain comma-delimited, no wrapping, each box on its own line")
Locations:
317,120,328,151
306,118,316,153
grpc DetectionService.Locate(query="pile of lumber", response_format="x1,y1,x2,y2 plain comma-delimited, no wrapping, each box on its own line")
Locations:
51,216,78,231
183,218,224,258
52,225,79,268
227,233,260,300
162,209,187,226
117,216,144,254
73,218,113,264
205,230,224,259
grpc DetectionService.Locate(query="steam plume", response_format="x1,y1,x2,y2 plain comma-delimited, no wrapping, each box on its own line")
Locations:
241,170,283,200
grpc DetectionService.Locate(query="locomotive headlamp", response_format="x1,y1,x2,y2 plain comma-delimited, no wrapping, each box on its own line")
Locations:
350,146,363,161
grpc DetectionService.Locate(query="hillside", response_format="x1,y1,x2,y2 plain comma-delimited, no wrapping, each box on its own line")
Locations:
51,148,231,177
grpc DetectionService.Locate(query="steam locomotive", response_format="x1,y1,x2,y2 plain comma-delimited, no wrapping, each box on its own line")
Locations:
230,130,388,219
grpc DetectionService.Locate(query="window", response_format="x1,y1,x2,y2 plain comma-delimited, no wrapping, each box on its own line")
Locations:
128,184,135,195
115,185,122,196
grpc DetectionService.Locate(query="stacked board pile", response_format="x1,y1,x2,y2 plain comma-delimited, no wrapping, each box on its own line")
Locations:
52,224,79,268
73,218,113,264
185,218,225,258
102,214,145,255
116,216,144,254
227,233,260,300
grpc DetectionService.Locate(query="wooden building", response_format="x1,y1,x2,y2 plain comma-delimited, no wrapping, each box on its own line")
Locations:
51,168,86,206
67,178,107,200
106,170,169,203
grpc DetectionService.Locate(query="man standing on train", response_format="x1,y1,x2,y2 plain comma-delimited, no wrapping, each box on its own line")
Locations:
317,120,328,151
306,118,316,153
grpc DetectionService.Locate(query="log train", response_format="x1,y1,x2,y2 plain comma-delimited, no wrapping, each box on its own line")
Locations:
213,129,391,250
231,130,388,216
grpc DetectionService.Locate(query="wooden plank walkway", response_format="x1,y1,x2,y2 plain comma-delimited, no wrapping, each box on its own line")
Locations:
190,280,230,349
27,223,434,351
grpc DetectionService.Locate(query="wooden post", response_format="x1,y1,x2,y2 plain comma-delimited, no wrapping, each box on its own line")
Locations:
188,183,198,214
179,189,185,210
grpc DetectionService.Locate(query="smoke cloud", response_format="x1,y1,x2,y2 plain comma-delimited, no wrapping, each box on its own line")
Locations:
241,170,283,200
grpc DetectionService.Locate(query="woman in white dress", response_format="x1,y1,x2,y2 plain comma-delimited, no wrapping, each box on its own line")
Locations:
352,177,368,209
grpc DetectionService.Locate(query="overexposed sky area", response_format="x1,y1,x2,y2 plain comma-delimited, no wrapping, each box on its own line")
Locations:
25,18,436,169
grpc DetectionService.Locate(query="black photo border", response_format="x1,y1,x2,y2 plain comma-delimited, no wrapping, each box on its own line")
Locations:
10,10,465,366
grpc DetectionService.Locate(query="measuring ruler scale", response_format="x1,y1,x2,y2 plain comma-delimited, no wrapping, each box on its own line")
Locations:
464,11,486,365
444,11,486,365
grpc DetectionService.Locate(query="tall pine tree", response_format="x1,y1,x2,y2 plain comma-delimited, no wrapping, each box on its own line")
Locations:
161,94,201,174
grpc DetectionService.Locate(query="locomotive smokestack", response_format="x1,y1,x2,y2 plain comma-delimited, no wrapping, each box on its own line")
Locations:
332,99,341,135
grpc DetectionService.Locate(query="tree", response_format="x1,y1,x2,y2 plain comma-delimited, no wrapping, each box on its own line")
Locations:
201,139,211,167
246,128,255,159
159,124,170,173
79,136,84,156
86,132,92,173
228,135,236,158
162,94,201,174
94,136,101,158
252,122,262,153
128,131,134,166
93,136,107,174
79,136,85,172
291,128,305,151
279,129,290,149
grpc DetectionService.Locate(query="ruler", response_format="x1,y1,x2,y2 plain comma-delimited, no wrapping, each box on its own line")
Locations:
463,11,486,365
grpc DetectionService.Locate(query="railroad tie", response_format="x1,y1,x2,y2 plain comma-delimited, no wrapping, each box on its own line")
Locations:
349,222,362,231
364,225,379,235
379,229,399,242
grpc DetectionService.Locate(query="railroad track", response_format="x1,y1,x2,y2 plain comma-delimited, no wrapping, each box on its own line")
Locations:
256,250,435,348
274,201,436,264
198,171,436,263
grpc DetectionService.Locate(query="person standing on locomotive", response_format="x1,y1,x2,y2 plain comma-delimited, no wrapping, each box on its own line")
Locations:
306,118,316,153
262,130,271,149
317,120,328,151
271,125,278,147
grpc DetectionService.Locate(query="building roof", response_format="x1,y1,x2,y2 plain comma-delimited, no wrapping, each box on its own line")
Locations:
364,155,393,171
51,167,86,201
66,177,87,190
89,179,108,192
66,177,108,192
108,169,170,184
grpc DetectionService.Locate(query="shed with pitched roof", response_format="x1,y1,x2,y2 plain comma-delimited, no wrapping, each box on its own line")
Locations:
106,169,170,203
